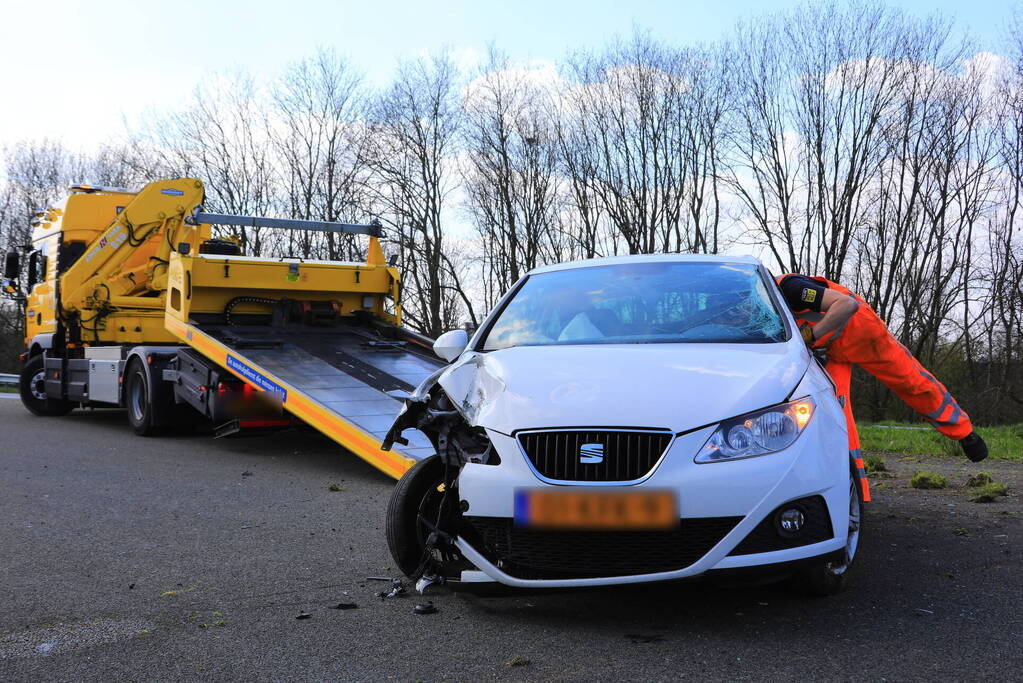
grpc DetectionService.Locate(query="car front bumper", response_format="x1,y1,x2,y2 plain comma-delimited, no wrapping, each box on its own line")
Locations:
454,397,852,588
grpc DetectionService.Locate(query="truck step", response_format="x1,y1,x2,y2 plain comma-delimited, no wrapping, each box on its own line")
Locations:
214,417,299,438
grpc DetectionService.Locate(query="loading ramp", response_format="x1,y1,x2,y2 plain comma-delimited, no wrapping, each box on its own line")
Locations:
167,317,443,479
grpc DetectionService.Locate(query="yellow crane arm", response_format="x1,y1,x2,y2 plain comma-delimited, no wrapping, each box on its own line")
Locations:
59,178,207,314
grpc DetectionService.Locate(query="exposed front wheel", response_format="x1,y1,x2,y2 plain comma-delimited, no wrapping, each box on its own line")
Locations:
19,354,73,417
386,455,460,579
797,470,863,596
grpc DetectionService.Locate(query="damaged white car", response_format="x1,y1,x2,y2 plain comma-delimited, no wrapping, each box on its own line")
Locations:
383,254,863,595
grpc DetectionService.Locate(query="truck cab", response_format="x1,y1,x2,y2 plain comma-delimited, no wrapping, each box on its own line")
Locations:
18,185,139,352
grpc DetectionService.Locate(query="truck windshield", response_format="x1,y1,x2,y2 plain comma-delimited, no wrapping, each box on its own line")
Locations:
481,261,786,350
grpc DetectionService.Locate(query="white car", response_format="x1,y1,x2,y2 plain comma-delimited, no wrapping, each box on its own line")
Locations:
384,254,863,595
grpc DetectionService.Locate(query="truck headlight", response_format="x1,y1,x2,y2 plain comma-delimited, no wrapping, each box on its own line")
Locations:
694,397,815,463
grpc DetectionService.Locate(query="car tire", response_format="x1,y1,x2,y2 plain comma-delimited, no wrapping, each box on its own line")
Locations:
124,358,162,436
19,354,73,417
796,468,864,596
386,455,449,578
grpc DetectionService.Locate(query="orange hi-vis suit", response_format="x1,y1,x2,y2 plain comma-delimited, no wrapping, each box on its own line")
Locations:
776,274,975,503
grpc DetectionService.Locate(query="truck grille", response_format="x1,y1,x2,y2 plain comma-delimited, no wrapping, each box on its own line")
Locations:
465,516,742,579
517,429,673,482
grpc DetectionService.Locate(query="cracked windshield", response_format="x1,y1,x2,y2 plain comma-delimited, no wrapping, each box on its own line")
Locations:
482,261,786,350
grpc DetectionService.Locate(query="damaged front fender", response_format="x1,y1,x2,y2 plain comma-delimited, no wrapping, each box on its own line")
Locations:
382,362,497,466
381,365,447,451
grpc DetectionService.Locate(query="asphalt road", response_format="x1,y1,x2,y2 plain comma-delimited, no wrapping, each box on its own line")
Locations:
1,396,1020,681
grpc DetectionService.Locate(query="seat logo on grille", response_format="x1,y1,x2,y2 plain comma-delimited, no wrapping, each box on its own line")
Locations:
579,443,604,464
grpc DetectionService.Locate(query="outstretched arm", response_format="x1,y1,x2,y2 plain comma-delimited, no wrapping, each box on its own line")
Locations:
810,290,859,341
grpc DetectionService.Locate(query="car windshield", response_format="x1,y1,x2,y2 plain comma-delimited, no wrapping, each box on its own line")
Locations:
481,261,786,350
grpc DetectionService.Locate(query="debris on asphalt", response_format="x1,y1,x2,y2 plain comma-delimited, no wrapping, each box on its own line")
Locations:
295,612,312,620
505,656,531,667
415,574,442,594
413,601,438,615
625,634,665,644
366,576,393,582
333,602,358,610
376,580,407,600
34,643,54,655
914,608,934,616
128,583,135,590
242,471,253,477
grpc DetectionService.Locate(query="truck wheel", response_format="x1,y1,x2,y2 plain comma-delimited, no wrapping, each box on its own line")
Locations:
796,469,863,596
19,354,73,417
386,456,449,578
124,358,161,436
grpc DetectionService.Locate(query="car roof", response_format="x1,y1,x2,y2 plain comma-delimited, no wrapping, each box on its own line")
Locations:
527,252,764,275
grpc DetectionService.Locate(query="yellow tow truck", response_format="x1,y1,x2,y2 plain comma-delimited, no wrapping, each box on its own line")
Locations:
1,178,442,479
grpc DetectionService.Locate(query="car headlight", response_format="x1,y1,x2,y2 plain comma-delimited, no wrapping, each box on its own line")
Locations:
694,397,815,463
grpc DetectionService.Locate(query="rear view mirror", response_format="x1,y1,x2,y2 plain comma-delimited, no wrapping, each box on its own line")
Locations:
433,329,469,362
3,251,19,279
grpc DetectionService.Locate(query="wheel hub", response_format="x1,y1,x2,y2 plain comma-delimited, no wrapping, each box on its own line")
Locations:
30,370,47,401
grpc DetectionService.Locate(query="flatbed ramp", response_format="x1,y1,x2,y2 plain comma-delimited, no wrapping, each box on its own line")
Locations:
166,318,443,479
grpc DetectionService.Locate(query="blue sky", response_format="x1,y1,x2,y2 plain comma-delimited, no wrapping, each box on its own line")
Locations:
0,0,1017,149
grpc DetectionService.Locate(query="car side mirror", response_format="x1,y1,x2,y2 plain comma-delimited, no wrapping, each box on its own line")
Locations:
433,329,469,362
3,251,19,279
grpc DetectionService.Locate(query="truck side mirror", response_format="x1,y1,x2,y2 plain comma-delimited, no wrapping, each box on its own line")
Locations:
3,251,19,279
433,329,469,362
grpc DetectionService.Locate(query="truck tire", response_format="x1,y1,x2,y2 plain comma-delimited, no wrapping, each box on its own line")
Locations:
19,354,74,417
124,357,162,436
386,455,449,578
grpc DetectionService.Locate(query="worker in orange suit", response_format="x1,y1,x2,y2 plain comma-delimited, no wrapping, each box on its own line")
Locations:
775,274,988,499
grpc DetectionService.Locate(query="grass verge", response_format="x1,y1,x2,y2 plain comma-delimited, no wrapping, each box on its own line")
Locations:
859,422,1023,462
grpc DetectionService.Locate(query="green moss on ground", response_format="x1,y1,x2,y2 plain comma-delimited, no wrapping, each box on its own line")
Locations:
968,482,1009,503
865,455,887,473
910,470,948,489
966,472,993,487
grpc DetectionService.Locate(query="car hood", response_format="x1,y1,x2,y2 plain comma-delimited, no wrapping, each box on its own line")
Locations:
437,342,809,435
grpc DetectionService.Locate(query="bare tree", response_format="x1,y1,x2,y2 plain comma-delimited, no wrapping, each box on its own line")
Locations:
270,49,370,260
149,72,277,254
362,54,474,335
462,50,566,307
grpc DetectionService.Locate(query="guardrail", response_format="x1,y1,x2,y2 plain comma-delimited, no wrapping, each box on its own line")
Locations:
0,373,18,386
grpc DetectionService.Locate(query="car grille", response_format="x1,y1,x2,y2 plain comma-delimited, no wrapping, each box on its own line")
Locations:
465,516,742,579
517,429,674,482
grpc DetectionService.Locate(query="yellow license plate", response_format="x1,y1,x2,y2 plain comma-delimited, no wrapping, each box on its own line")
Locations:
514,489,678,530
